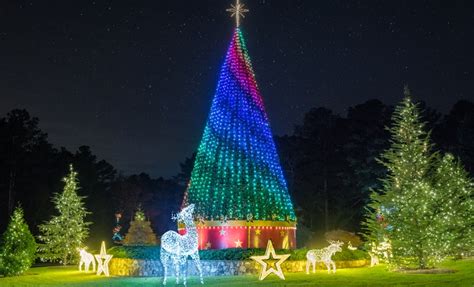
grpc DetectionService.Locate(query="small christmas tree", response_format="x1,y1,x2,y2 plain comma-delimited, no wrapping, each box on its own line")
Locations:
0,206,37,276
38,164,91,265
364,88,439,268
432,153,474,257
123,207,157,246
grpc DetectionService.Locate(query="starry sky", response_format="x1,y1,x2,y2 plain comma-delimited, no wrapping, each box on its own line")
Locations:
1,0,473,177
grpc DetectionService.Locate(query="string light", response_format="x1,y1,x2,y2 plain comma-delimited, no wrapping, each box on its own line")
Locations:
185,27,296,224
251,240,290,280
161,204,204,286
95,241,113,277
78,247,96,272
305,241,343,274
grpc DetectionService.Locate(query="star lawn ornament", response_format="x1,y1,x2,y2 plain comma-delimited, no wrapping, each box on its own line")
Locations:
251,240,290,280
95,241,113,276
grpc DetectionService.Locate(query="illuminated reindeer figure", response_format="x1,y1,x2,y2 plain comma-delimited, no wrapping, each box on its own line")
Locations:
306,240,344,274
77,247,96,272
160,204,203,286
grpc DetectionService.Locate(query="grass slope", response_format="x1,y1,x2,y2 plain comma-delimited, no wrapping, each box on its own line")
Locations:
0,259,473,286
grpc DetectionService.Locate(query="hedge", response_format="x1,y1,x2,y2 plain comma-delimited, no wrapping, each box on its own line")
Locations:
108,245,368,261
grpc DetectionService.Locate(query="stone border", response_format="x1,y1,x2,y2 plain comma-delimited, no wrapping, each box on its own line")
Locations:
109,258,368,277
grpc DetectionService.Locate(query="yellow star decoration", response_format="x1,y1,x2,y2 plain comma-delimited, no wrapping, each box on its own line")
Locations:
251,240,290,280
234,239,243,248
95,241,113,276
255,229,261,235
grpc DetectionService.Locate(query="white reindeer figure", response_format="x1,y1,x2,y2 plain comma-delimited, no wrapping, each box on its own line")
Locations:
78,247,96,272
306,240,344,274
160,204,203,286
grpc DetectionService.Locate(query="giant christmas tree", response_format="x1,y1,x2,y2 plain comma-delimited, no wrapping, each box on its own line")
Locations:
183,1,296,250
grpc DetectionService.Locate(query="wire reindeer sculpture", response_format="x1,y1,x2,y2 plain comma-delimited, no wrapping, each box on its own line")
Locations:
77,247,96,272
160,204,203,286
306,240,344,274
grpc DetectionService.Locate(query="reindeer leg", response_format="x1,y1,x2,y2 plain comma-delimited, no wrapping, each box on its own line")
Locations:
181,256,188,287
173,256,180,285
161,251,168,286
305,260,309,274
313,260,316,274
326,262,331,274
191,252,204,284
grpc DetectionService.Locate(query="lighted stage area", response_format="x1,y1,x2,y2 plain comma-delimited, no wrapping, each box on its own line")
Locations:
180,220,296,250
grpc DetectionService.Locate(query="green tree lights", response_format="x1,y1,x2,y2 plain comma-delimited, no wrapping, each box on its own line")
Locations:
186,28,296,222
38,164,91,265
0,206,37,276
364,87,474,268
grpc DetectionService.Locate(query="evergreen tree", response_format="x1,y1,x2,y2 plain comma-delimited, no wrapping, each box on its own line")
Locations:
123,206,157,246
432,153,474,257
38,164,91,265
0,206,37,276
364,87,439,268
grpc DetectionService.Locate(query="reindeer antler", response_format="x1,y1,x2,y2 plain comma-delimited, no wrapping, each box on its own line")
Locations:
171,212,179,221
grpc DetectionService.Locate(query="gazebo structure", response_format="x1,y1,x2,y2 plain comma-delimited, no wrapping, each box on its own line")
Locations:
181,0,297,250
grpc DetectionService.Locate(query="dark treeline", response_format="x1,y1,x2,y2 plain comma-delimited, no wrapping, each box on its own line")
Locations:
0,99,473,244
276,99,474,236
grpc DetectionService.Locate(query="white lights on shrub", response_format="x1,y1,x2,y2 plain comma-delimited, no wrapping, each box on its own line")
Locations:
305,240,344,274
369,240,392,267
160,204,204,285
95,241,113,276
78,247,95,272
251,240,290,280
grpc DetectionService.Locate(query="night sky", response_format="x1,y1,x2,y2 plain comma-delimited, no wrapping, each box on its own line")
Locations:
1,0,473,177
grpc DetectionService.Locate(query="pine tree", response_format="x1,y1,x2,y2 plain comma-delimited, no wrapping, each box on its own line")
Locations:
123,207,157,246
38,164,91,265
0,206,37,276
432,153,474,257
364,87,439,268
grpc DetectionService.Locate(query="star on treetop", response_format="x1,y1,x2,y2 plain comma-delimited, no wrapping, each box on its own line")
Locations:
227,0,249,27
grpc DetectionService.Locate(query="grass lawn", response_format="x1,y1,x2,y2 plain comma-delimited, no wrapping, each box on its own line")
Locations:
1,259,473,287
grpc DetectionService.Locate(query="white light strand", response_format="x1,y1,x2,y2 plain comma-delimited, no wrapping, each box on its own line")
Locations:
160,204,204,285
78,247,95,272
306,241,344,274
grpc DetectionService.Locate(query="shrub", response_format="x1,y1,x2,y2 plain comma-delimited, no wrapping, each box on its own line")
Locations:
324,229,363,247
108,245,160,260
0,207,37,276
107,245,368,262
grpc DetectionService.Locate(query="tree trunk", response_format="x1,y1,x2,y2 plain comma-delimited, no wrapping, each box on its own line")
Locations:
324,178,329,232
8,170,16,215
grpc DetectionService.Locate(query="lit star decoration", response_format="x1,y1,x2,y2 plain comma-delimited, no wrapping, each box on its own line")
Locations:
251,240,290,280
226,0,249,27
255,229,261,235
95,241,113,276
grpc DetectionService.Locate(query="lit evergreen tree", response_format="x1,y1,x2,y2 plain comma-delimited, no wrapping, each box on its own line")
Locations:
364,87,440,268
432,153,474,257
0,206,37,276
38,164,91,265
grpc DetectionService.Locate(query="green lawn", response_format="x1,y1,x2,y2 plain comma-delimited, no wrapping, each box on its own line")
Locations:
1,259,473,287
